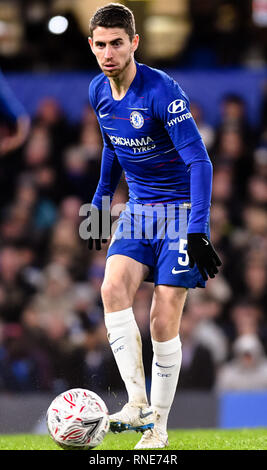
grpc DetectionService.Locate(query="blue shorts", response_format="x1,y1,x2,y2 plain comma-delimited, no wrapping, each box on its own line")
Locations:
107,203,208,288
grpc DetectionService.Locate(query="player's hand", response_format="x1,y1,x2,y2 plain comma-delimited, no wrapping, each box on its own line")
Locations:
187,233,222,281
87,208,111,251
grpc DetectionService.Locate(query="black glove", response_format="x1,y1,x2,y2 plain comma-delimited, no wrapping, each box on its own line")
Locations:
87,208,111,251
187,233,222,281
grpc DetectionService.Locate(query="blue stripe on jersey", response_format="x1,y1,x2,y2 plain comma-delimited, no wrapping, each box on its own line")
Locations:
89,62,212,233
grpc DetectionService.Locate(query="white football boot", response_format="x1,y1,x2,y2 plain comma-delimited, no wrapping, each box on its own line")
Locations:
109,402,156,433
134,427,169,450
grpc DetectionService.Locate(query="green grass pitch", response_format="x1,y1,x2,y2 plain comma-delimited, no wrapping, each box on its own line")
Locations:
0,428,267,450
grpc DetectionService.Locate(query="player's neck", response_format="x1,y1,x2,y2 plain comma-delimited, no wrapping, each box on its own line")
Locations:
109,59,136,101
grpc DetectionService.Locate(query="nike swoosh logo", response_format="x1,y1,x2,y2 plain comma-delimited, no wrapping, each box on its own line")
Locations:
202,238,209,245
172,268,190,274
139,410,154,419
109,336,124,346
99,112,109,118
155,362,175,368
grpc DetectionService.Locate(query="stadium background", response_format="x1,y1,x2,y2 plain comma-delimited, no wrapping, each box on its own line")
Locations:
0,0,267,432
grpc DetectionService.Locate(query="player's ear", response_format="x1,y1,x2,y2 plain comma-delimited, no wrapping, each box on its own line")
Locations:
131,34,139,53
88,37,95,54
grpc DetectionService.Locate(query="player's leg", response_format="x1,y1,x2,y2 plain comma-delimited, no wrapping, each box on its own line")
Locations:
102,254,155,432
135,285,187,449
102,253,149,312
150,285,187,431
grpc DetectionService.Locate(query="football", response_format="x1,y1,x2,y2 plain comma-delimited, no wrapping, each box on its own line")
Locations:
46,388,109,450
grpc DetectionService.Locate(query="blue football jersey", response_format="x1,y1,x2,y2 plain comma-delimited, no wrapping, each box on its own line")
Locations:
89,62,212,233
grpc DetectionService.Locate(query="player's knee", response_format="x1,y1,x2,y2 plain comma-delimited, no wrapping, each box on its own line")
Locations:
101,279,119,303
101,279,131,310
150,313,174,339
150,299,183,339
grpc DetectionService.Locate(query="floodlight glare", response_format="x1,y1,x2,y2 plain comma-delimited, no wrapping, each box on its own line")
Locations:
48,16,68,34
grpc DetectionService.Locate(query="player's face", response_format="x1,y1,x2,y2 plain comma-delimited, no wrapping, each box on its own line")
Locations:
89,27,139,78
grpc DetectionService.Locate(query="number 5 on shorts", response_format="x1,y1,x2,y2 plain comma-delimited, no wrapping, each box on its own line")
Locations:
178,238,189,266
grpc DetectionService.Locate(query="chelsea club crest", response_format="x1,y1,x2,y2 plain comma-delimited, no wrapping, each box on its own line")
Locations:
130,111,144,129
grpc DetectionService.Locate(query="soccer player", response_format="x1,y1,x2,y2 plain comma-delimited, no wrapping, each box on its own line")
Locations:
87,3,221,449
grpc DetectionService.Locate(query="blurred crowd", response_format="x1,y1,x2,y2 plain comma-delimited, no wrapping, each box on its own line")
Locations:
0,0,266,71
0,81,266,397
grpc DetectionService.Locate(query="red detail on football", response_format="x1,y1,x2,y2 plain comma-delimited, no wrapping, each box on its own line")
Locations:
63,395,76,407
68,434,83,440
96,401,103,412
62,429,83,440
